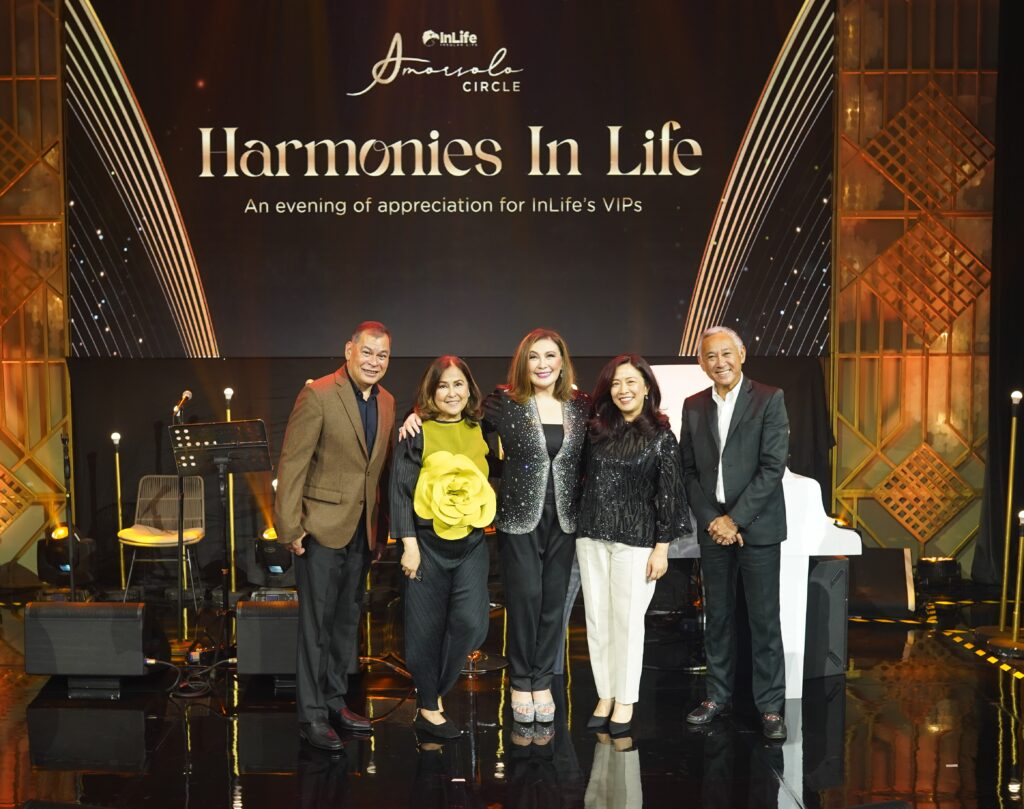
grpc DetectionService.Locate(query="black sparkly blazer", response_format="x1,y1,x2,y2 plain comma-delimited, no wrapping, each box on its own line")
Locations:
577,425,691,548
484,389,590,535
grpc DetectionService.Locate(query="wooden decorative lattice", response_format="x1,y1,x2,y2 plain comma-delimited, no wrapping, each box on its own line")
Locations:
873,445,975,544
859,216,990,343
864,82,994,211
0,465,32,532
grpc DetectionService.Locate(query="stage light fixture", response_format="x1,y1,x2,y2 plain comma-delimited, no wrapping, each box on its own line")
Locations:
256,528,291,576
224,387,234,403
37,527,95,586
917,556,961,591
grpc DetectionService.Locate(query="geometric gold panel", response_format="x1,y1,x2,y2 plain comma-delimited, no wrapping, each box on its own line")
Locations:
0,463,32,531
0,242,45,323
872,445,974,544
0,118,37,193
864,82,995,211
859,217,990,344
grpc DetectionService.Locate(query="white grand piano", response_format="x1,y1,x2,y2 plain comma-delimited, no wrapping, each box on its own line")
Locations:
653,364,862,701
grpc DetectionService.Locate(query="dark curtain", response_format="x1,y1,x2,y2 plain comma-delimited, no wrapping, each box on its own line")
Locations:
973,0,1024,584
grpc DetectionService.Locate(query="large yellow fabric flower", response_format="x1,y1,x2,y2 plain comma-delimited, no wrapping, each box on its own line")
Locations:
413,450,496,539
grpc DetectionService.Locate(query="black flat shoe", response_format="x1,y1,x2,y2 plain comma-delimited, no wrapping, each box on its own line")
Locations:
414,713,463,739
586,713,610,731
299,720,343,751
686,700,732,725
608,719,632,736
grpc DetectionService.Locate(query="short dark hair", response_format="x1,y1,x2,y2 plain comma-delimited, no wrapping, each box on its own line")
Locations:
414,355,484,423
589,354,670,442
350,320,391,343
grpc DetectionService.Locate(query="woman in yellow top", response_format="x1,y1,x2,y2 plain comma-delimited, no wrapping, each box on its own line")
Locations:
389,356,496,739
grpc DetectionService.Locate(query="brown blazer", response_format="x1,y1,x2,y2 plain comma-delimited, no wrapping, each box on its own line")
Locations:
273,366,395,550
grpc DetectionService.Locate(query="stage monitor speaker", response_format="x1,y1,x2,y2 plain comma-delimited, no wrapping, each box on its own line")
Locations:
25,602,148,676
27,690,156,771
802,673,846,790
804,557,849,679
849,547,916,618
236,707,301,772
236,600,298,676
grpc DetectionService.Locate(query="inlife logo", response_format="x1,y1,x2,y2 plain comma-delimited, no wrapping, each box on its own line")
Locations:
422,29,478,47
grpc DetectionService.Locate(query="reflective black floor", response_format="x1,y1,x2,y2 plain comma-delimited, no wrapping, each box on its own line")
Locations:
0,591,1016,808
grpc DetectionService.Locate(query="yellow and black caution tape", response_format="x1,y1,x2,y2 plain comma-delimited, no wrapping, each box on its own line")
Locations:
943,630,1024,679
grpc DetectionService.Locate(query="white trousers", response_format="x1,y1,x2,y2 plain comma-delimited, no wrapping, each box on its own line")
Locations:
576,537,657,704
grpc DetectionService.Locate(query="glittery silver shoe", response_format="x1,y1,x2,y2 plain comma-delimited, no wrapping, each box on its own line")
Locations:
511,701,536,723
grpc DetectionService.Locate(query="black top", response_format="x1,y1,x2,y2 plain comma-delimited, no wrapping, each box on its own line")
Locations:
348,375,379,452
542,423,563,503
577,425,691,548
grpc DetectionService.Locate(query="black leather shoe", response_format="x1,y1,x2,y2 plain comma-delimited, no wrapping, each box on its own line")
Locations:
414,712,463,739
761,712,787,741
299,720,343,751
686,700,732,725
328,706,371,734
586,713,610,731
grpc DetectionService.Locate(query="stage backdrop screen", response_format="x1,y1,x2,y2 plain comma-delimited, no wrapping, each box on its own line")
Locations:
64,0,834,359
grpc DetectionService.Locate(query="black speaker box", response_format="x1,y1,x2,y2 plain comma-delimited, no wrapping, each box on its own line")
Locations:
804,556,849,679
802,673,847,790
27,691,158,771
849,547,916,618
25,602,150,676
236,707,301,772
236,600,299,675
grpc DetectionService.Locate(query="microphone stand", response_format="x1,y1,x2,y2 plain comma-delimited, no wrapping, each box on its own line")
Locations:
61,433,76,602
174,405,187,641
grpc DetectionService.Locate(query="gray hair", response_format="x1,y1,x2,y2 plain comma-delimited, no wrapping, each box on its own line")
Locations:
697,326,745,354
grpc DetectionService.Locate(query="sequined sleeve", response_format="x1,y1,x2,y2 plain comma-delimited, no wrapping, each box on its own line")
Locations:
655,429,691,543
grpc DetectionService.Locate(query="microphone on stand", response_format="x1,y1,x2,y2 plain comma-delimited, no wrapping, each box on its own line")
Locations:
172,390,193,416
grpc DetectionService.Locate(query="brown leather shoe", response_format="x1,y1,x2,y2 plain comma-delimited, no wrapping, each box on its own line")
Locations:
328,706,371,734
686,699,732,725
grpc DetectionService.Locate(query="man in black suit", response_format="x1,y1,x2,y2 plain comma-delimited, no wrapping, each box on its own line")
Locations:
679,326,789,741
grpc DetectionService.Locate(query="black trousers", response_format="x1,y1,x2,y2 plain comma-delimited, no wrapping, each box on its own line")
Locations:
499,500,576,692
700,541,786,713
295,528,368,724
404,526,490,710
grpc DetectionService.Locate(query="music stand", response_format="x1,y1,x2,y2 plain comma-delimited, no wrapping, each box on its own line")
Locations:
168,420,272,619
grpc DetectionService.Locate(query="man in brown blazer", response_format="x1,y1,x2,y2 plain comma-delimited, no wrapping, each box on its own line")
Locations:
274,321,395,750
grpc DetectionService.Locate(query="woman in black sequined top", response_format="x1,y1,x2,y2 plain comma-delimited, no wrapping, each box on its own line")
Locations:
486,328,589,724
576,354,690,734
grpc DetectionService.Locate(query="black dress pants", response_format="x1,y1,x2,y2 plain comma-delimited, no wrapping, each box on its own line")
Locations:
404,526,490,710
700,541,785,713
499,501,576,692
295,528,368,724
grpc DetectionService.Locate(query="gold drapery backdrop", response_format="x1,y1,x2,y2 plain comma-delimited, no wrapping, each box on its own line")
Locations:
832,0,998,570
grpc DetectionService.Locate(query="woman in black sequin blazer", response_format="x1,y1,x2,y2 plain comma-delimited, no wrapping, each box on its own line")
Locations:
484,328,590,723
576,354,690,734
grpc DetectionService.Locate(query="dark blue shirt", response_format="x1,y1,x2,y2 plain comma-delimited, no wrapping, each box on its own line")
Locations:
350,375,379,454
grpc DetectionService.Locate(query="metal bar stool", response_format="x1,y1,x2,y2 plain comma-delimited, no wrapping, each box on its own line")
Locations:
118,475,205,612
